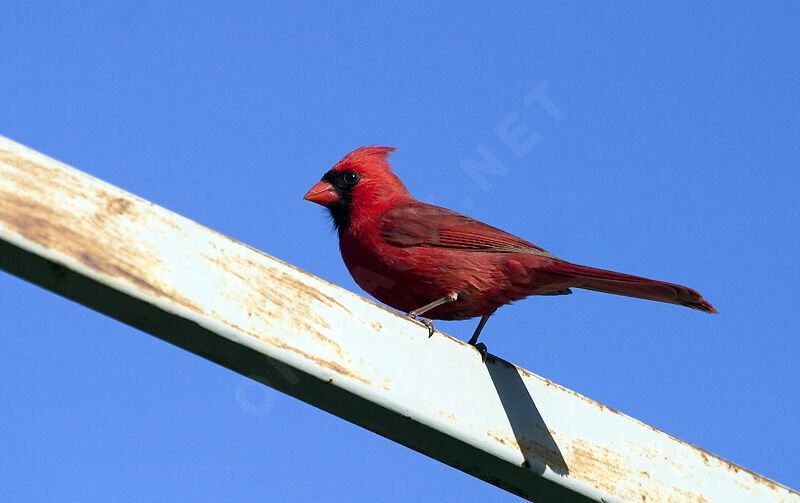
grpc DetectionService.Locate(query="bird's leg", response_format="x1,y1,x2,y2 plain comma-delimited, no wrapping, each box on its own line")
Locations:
406,292,459,337
468,312,494,362
407,292,459,318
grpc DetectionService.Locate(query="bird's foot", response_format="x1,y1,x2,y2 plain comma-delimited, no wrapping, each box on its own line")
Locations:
406,313,436,337
470,342,488,363
419,317,435,337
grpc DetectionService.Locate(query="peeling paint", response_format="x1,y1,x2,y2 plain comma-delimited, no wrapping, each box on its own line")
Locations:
265,337,370,387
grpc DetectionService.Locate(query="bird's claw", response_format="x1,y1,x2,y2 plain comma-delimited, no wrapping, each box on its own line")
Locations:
471,342,488,363
406,313,436,337
419,317,435,337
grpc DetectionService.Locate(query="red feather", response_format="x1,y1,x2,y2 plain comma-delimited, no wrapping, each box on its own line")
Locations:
380,202,559,258
305,146,717,325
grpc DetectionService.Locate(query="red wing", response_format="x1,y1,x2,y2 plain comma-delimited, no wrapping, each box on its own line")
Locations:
380,202,562,260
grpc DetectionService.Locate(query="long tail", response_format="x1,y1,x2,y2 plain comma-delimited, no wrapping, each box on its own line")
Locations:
548,261,717,313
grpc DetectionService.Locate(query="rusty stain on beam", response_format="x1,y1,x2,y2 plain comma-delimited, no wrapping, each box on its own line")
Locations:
0,135,797,503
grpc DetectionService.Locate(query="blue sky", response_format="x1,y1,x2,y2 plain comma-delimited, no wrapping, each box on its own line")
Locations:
2,2,798,501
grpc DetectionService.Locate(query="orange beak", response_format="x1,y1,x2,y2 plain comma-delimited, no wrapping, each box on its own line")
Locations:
304,181,339,206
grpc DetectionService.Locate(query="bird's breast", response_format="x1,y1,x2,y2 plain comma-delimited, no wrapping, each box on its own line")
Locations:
338,231,521,319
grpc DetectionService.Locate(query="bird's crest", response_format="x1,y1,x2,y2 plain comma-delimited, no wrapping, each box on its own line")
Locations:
335,146,397,173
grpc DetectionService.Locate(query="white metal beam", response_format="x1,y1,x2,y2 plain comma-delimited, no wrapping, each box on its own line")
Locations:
0,135,796,503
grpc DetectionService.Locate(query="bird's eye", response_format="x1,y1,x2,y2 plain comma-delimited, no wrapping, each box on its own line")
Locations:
343,171,359,185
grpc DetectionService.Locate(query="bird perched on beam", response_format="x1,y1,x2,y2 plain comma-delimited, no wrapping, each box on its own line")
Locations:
304,146,716,361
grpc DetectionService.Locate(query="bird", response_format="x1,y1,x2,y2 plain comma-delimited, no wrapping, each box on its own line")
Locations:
304,146,716,361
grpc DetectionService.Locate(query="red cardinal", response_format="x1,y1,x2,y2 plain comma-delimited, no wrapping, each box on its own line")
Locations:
304,146,716,360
